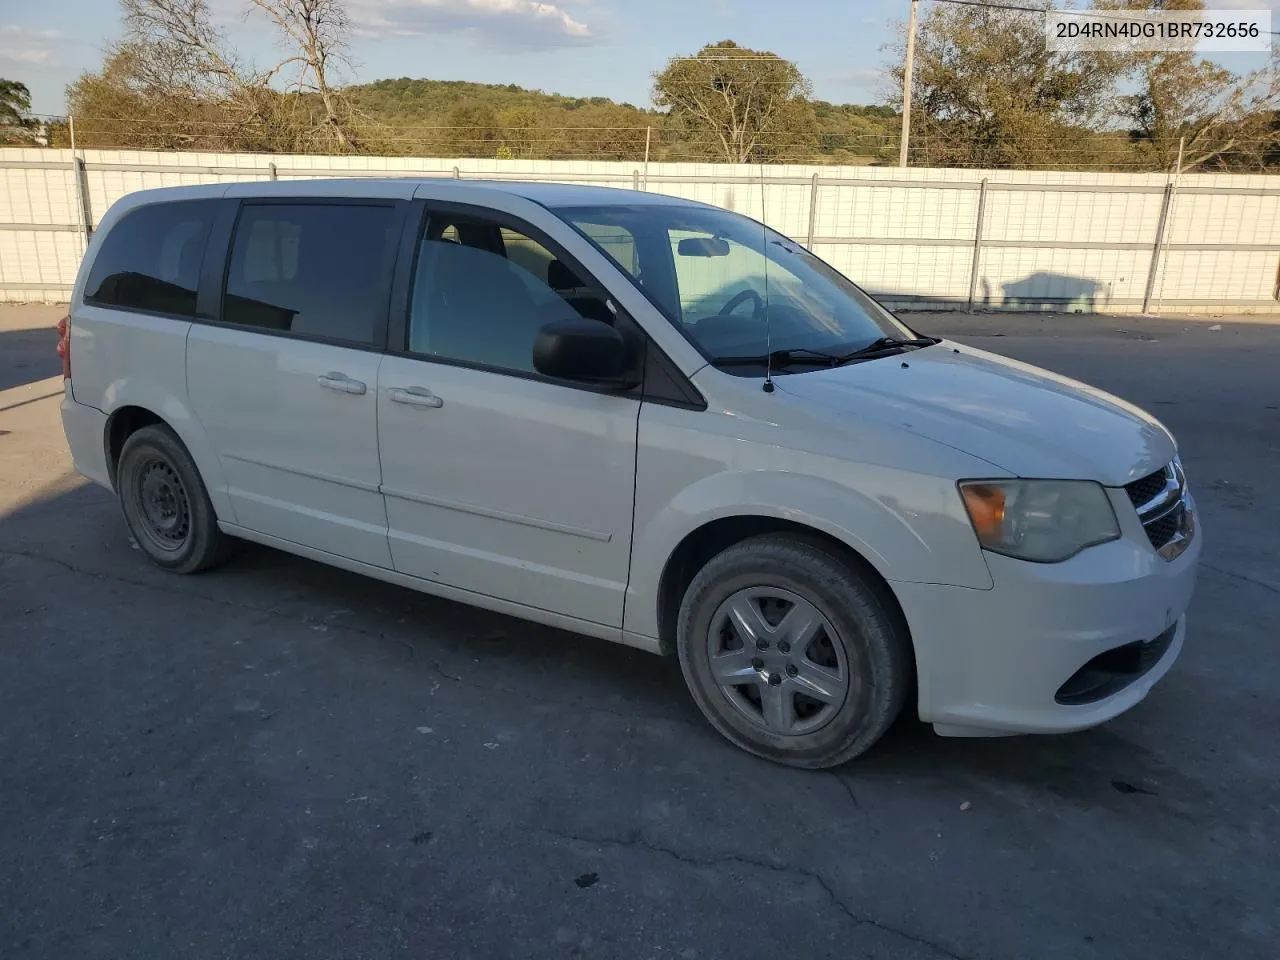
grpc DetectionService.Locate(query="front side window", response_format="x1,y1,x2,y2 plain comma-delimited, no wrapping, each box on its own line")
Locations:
554,202,918,372
407,214,612,373
222,202,397,346
84,200,214,317
572,220,640,278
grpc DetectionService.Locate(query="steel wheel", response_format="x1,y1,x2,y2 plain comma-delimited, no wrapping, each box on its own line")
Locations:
706,586,850,736
115,424,232,574
131,457,192,553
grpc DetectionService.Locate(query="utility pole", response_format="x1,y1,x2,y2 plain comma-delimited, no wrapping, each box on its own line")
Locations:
899,0,919,168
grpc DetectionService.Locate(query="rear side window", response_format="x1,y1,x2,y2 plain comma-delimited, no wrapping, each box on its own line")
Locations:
222,202,397,346
84,200,214,317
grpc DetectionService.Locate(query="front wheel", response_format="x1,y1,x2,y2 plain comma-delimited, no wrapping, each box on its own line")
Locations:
676,534,911,768
116,424,231,574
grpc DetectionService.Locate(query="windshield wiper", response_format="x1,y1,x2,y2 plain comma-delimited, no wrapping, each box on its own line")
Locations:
833,335,940,363
711,337,939,370
710,347,843,369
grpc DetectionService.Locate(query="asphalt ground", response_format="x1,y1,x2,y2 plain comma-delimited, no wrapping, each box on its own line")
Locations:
1,303,1277,960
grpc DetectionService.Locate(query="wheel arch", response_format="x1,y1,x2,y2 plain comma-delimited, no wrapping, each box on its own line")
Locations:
654,516,913,662
655,516,922,738
104,405,164,488
99,396,233,522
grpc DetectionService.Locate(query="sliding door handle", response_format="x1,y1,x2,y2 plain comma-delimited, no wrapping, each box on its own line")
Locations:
317,372,367,395
389,386,443,409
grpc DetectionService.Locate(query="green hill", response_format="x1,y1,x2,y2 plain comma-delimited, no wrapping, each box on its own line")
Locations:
348,77,658,160
348,77,900,164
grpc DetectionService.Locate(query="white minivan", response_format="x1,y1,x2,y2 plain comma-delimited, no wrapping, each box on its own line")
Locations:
57,178,1199,767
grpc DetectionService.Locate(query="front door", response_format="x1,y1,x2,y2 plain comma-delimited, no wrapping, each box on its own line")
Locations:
377,210,640,627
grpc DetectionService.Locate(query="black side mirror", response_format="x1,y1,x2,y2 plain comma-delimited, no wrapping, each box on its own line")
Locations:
533,317,637,388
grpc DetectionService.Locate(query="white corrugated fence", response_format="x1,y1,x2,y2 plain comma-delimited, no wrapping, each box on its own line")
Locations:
2,147,1278,313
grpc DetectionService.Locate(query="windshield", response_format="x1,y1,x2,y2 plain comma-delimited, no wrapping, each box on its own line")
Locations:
553,201,917,373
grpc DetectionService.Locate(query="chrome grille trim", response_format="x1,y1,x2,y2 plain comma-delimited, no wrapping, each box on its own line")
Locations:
1133,470,1183,518
1125,456,1193,561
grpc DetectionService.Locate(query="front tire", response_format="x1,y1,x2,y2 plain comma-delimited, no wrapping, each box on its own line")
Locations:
116,424,230,574
676,534,910,768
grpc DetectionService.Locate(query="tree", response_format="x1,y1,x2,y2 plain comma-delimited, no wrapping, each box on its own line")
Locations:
498,105,540,158
888,1,1122,168
555,103,648,161
652,40,816,163
1100,0,1280,170
0,79,37,145
121,0,257,102
248,0,360,150
66,0,364,153
443,103,499,157
811,101,899,164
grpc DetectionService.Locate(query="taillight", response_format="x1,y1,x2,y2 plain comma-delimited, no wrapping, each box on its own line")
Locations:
56,314,71,379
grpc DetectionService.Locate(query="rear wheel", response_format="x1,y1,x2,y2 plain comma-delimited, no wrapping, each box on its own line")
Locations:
676,534,910,768
116,424,230,574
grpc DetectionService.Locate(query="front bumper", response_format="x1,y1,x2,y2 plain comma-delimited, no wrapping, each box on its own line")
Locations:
893,490,1201,737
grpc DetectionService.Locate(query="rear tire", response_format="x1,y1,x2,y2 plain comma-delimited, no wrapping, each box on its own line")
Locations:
676,534,910,768
116,424,231,574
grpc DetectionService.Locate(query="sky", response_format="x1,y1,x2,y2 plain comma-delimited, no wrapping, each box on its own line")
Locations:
0,0,1275,118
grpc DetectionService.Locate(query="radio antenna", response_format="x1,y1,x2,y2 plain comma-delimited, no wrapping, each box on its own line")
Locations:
760,160,774,393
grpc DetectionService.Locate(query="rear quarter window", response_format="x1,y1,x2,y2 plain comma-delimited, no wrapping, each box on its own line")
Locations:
83,200,215,318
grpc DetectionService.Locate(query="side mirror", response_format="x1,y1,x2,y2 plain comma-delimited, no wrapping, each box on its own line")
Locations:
533,317,637,388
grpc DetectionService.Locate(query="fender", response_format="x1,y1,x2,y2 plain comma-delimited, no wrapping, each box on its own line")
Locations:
99,343,236,524
623,467,994,640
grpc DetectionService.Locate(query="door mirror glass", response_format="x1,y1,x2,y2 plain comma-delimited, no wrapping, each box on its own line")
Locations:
533,318,635,387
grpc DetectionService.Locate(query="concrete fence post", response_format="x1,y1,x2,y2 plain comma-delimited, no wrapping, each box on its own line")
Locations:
71,156,91,251
268,161,278,181
1143,182,1174,314
967,178,989,311
806,172,820,249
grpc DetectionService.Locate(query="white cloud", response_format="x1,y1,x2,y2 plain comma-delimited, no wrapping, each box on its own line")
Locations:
349,0,595,49
0,48,54,64
0,25,63,40
0,24,62,69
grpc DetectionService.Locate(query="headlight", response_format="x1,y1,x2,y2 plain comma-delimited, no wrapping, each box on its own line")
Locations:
959,479,1120,563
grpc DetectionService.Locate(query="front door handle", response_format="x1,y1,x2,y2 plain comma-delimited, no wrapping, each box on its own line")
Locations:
389,386,444,409
317,372,367,395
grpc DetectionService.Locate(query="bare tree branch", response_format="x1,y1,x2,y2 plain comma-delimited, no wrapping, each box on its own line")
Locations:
248,0,359,150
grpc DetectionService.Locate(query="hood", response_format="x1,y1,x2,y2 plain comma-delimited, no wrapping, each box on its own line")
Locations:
777,341,1175,486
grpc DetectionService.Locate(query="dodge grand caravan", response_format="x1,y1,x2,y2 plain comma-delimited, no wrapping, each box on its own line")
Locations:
56,178,1200,767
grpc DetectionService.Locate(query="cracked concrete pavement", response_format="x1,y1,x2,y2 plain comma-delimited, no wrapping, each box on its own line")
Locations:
1,304,1278,959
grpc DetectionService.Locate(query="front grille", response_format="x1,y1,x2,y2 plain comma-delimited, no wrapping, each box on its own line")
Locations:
1123,458,1192,558
1144,503,1183,550
1055,623,1178,705
1125,468,1167,509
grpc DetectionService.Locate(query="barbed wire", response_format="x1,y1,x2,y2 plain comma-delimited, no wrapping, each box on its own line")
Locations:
14,114,1275,172
29,115,1279,143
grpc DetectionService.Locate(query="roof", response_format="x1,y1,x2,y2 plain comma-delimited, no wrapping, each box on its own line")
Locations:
108,176,708,210
463,179,700,208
